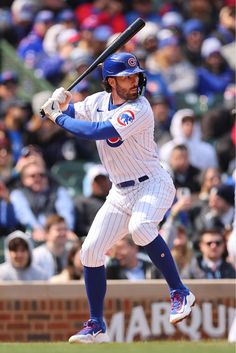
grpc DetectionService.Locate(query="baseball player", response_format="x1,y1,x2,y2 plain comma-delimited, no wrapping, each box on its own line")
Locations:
41,52,195,344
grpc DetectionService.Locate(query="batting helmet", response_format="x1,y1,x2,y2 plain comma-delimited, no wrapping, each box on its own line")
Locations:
102,52,146,95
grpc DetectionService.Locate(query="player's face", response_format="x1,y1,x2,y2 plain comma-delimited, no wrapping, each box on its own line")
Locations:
110,73,139,101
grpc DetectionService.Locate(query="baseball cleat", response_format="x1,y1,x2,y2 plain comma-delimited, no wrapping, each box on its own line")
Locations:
68,319,110,344
169,289,195,324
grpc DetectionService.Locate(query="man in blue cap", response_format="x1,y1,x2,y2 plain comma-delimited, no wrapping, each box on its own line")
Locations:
17,10,54,66
182,19,205,67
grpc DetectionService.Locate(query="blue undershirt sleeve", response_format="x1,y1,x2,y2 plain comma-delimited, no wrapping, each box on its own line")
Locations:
55,114,120,140
63,104,75,118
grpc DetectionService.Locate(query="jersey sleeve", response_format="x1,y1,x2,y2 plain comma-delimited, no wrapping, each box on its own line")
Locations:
109,97,153,140
73,92,103,122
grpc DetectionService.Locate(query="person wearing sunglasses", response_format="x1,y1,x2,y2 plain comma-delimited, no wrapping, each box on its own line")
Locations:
10,161,75,241
188,227,235,279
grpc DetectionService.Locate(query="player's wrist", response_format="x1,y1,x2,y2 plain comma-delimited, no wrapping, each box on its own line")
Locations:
49,111,63,123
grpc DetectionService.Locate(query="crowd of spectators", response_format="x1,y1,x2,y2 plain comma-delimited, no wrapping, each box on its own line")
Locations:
0,0,235,282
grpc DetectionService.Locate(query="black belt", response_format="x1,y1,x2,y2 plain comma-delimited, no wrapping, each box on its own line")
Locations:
116,175,149,188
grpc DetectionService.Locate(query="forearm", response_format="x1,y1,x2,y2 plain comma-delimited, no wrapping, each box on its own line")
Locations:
63,103,75,117
55,114,120,140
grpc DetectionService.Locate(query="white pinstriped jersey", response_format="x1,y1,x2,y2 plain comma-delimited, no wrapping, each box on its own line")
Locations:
74,91,167,184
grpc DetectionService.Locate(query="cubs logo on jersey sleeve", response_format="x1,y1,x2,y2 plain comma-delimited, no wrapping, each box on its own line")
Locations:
117,110,135,127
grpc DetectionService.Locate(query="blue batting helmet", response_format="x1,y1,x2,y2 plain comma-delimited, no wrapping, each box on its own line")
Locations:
102,52,146,95
102,52,145,79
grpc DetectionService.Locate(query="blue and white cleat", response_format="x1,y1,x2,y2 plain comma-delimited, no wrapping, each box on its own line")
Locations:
68,319,110,344
170,289,195,324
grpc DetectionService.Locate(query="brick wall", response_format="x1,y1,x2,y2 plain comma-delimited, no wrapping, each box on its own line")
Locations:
0,280,235,342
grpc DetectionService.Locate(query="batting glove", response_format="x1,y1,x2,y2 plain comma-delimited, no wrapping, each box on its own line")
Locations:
41,98,62,122
52,87,72,111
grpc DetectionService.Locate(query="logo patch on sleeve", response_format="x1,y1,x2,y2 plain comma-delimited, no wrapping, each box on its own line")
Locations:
117,110,135,127
106,137,124,147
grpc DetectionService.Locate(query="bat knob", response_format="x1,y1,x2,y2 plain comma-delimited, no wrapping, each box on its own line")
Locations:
40,108,46,118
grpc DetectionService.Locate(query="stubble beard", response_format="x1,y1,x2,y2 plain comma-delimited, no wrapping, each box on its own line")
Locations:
116,85,138,101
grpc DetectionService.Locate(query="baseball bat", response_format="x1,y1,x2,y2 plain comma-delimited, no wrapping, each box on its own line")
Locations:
40,17,145,117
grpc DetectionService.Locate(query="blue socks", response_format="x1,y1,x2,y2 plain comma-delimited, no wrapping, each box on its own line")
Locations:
144,235,186,291
83,265,106,322
83,235,186,322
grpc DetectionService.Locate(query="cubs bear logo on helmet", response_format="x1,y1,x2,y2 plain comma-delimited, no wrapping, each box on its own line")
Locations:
102,52,144,79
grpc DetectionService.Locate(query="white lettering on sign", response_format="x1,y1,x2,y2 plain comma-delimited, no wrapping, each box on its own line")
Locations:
151,302,175,336
106,301,235,342
202,303,226,337
126,306,151,342
178,305,201,340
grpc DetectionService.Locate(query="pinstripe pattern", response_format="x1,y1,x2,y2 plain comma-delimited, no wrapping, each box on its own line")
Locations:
80,176,175,267
74,90,176,267
73,92,168,185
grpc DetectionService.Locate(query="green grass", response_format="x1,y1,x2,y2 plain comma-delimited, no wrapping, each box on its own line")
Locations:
0,341,234,353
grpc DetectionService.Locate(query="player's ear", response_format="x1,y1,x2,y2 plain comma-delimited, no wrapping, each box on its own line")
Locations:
107,77,116,89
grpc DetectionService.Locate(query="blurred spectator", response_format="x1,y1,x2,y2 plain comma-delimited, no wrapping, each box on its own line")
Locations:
14,144,45,176
145,69,176,110
33,214,77,278
75,0,127,33
50,242,83,282
0,180,19,237
106,32,137,54
106,234,156,280
42,23,65,56
16,10,66,85
10,0,40,45
161,223,193,279
0,124,14,183
57,8,77,29
212,5,235,45
201,84,235,173
101,0,127,33
0,230,48,281
6,143,46,191
159,109,218,170
161,11,183,40
135,21,160,56
74,164,111,238
146,34,197,95
0,8,15,45
71,80,91,103
198,167,222,204
182,19,205,67
227,226,236,270
187,227,236,279
0,71,20,117
167,144,201,194
91,25,113,57
196,37,234,104
2,100,31,163
10,161,75,240
62,47,97,93
17,10,54,66
148,94,173,148
182,0,214,33
125,0,161,26
161,187,193,241
191,183,235,237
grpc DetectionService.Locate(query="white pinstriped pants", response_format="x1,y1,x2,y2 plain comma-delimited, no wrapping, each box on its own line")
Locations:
80,175,176,267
